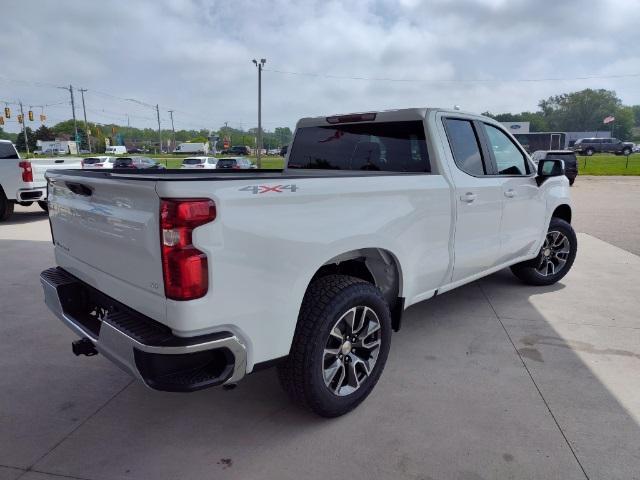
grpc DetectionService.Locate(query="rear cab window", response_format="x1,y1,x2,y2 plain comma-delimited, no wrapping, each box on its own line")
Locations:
0,142,19,159
287,121,430,172
182,158,203,165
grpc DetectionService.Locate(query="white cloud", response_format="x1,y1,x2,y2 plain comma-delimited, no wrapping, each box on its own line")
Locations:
1,0,639,133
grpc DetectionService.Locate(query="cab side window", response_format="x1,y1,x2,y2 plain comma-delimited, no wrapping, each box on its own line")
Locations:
483,124,529,175
443,118,487,176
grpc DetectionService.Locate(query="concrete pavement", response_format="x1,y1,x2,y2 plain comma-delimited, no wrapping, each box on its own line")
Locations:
1,184,640,480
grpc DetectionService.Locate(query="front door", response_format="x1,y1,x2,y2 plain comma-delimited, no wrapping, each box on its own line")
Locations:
481,123,547,263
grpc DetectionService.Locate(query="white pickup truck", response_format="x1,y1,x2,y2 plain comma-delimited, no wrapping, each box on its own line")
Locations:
40,108,576,417
0,140,81,220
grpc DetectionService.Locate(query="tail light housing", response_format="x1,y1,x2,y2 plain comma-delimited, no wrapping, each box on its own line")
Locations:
19,161,33,182
160,198,216,300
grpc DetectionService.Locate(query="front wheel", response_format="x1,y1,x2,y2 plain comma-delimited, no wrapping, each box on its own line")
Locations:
510,218,577,286
38,201,48,213
622,148,631,156
277,275,392,417
585,148,594,156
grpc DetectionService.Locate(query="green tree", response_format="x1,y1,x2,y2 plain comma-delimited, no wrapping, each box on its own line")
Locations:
0,127,18,142
630,105,640,127
538,89,633,138
15,127,36,152
34,124,55,142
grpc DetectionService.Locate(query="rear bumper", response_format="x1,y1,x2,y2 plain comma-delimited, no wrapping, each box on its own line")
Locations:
40,267,247,391
16,187,46,202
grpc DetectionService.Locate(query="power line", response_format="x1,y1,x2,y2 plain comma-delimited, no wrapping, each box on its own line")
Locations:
263,69,640,84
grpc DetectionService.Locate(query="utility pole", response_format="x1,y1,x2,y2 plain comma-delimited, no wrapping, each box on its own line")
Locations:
252,58,266,168
59,84,79,145
155,104,162,154
79,88,91,153
168,110,176,152
19,102,30,155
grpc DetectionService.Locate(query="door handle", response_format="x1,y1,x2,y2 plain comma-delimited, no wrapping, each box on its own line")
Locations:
460,192,476,203
504,189,516,198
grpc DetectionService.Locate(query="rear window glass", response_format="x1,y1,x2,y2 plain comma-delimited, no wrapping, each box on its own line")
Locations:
83,157,102,164
443,118,485,176
288,121,430,172
183,158,203,165
217,159,237,167
114,158,132,166
0,143,18,159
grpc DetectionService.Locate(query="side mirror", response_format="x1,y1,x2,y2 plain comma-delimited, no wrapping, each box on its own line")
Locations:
536,159,565,186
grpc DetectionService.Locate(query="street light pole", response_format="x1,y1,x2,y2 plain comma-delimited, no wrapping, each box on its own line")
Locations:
252,58,266,168
155,104,162,154
19,102,30,155
168,110,176,152
79,88,91,153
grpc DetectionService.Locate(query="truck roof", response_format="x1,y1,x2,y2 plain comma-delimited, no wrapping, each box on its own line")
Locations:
296,107,482,128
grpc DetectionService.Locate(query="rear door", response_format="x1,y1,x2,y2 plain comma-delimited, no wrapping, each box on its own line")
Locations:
441,116,504,283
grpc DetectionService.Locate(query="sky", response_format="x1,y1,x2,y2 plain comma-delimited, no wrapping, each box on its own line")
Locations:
1,0,639,134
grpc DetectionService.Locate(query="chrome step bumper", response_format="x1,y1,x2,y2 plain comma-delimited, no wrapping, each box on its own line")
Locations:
40,267,247,391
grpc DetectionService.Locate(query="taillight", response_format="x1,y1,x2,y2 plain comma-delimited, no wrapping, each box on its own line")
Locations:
19,161,33,182
160,198,216,300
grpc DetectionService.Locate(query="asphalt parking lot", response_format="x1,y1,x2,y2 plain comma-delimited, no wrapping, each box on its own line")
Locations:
1,176,639,480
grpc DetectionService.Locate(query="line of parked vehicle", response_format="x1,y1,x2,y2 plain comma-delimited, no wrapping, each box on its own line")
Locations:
81,155,257,170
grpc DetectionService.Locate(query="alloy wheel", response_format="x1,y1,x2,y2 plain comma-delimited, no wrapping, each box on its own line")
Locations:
322,306,382,396
535,230,571,277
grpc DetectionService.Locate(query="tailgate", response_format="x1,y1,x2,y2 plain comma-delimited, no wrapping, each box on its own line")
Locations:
31,158,82,186
47,172,166,316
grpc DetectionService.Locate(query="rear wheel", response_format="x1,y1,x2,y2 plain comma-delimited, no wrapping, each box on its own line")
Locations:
277,275,392,417
622,148,631,156
38,201,48,213
0,189,14,221
510,218,577,286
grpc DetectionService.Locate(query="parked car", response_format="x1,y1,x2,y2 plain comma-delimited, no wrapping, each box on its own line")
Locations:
215,157,255,169
280,144,289,157
221,145,251,156
105,146,128,155
173,142,209,154
570,137,633,156
113,156,165,169
82,156,115,169
531,150,578,185
41,108,575,417
267,148,281,155
0,140,81,220
180,156,218,169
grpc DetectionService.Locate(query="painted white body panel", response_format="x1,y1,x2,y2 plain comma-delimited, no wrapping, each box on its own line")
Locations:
45,108,571,372
0,141,80,202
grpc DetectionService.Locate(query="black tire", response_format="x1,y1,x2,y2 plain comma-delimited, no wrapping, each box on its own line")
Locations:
510,217,577,286
277,275,392,417
0,189,14,222
568,177,575,186
38,201,49,213
585,148,594,156
622,148,631,156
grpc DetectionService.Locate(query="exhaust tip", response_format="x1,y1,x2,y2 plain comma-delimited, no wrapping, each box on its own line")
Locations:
72,338,98,357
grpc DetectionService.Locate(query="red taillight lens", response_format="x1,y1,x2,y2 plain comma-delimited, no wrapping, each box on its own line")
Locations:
19,161,33,182
160,198,216,300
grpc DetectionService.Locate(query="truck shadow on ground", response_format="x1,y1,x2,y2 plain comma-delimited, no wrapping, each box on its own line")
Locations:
2,206,48,225
2,239,639,480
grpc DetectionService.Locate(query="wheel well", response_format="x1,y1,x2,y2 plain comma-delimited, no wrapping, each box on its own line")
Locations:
310,248,404,330
552,204,572,224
